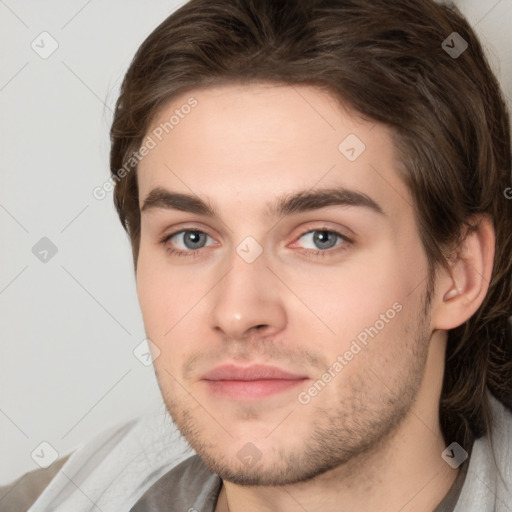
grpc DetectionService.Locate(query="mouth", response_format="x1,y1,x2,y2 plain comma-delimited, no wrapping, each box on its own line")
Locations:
200,364,309,400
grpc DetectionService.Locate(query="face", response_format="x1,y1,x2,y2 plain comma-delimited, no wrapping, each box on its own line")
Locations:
136,83,435,486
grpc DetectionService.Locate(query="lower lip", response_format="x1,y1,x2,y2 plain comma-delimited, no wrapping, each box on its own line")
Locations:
202,379,307,400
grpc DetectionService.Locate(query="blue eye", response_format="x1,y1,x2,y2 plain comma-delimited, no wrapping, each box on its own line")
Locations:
290,228,352,258
297,229,347,251
159,228,352,259
160,230,214,258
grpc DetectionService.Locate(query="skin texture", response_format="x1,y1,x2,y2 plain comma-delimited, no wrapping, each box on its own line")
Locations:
135,83,495,512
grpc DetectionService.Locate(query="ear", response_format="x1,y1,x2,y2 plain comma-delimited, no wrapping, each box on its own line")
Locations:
430,214,495,331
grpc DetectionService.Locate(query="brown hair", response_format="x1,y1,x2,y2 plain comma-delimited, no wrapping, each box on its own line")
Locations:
110,0,512,449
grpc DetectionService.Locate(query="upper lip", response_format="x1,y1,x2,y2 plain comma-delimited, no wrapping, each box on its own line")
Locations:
201,364,308,381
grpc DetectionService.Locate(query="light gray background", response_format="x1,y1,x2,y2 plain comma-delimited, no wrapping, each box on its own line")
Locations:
1,0,511,485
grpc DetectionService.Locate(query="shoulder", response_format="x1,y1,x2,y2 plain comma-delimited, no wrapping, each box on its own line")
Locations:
0,454,71,512
0,415,140,512
485,391,512,473
18,409,195,511
454,391,512,511
488,392,512,473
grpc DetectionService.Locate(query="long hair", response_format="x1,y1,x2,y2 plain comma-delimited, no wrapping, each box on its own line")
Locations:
109,0,512,448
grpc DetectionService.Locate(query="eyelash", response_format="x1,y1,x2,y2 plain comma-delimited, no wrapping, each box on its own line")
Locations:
158,227,353,259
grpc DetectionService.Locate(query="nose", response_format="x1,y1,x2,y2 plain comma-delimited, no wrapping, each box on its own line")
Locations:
208,247,287,342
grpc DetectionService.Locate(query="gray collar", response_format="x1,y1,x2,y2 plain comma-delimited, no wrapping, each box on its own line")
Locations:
129,451,469,512
433,457,470,512
129,454,221,512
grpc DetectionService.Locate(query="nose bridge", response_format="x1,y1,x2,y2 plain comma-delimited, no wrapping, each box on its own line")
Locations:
208,242,286,339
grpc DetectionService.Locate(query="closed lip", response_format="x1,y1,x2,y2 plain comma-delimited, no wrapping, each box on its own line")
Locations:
201,364,308,381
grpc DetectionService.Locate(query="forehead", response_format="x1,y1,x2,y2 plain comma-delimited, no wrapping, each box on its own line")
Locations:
136,83,412,221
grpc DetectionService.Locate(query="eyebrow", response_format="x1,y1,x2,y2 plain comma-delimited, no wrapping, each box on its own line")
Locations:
140,186,386,219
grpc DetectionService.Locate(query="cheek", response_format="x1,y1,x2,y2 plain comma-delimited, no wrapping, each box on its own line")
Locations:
293,247,423,363
136,248,179,331
298,248,412,328
136,250,209,360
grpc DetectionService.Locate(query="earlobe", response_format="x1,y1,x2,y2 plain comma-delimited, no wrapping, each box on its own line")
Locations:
431,215,495,330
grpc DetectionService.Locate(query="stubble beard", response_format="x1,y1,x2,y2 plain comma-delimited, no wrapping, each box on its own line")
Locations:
157,297,432,487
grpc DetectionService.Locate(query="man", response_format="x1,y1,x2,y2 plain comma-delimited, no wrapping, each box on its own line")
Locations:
2,0,511,510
